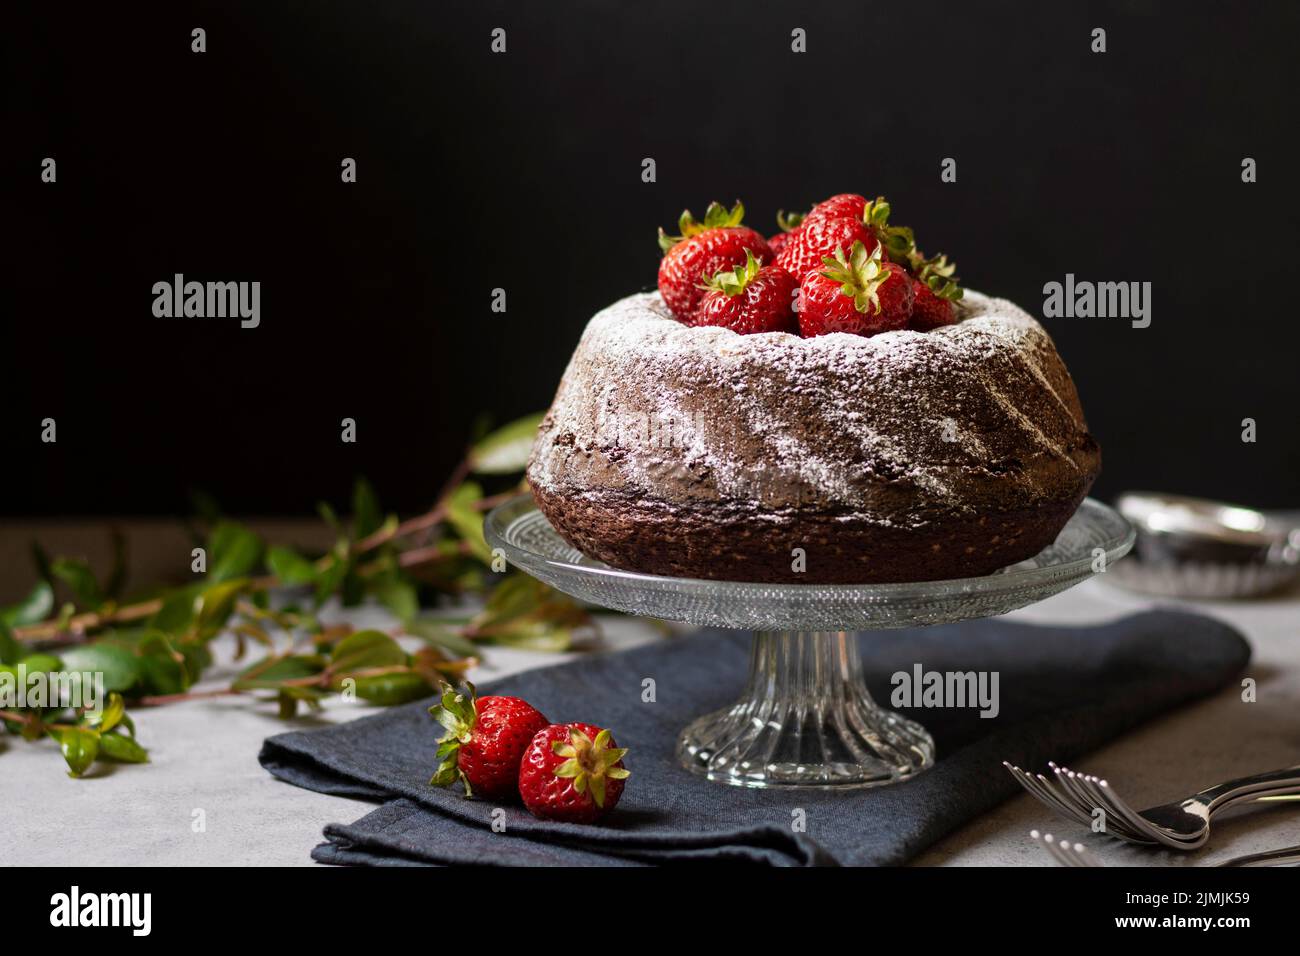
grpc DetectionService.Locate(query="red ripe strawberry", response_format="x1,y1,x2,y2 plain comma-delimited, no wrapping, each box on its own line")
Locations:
909,280,954,330
803,192,868,226
429,684,549,800
776,214,879,281
908,254,964,331
518,722,629,824
767,232,789,256
799,240,914,338
693,249,798,335
657,201,771,322
803,194,922,268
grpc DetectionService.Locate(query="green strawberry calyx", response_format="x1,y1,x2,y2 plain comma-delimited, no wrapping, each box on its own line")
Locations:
862,195,917,265
428,682,478,796
551,727,630,808
776,209,805,233
701,247,763,297
863,196,892,229
658,200,746,252
819,240,894,315
914,252,964,301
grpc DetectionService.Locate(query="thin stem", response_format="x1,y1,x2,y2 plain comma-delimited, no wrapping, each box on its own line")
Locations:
10,460,514,643
354,449,473,553
0,709,76,732
136,687,241,707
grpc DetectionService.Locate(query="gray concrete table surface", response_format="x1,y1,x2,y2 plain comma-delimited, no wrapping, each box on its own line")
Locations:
2,575,1297,867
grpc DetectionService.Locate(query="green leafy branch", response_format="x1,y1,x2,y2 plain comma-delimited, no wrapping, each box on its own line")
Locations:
0,412,599,777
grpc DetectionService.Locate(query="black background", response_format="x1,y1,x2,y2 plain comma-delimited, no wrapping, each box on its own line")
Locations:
6,1,1298,518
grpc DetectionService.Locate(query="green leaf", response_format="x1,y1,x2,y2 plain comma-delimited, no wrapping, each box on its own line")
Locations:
207,522,263,583
375,579,419,624
194,579,248,636
17,653,62,674
475,573,543,624
481,620,573,652
469,574,587,652
50,558,104,608
58,644,140,693
92,692,126,732
445,483,493,563
313,548,350,606
98,730,148,763
137,632,189,695
177,640,212,684
405,617,479,659
317,501,341,533
351,478,383,541
0,621,19,666
150,585,200,634
468,412,546,475
1,580,55,627
353,670,433,705
233,654,326,691
30,542,54,592
330,630,406,675
266,546,317,586
48,727,100,778
280,684,328,703
340,569,366,607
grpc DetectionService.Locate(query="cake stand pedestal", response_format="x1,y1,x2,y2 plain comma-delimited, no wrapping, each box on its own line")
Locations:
676,630,933,787
485,496,1133,790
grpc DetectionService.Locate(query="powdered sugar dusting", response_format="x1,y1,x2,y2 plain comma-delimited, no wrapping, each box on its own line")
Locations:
529,289,1093,527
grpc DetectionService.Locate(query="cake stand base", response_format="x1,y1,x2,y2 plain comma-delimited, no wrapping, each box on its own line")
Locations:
676,631,934,789
486,495,1134,790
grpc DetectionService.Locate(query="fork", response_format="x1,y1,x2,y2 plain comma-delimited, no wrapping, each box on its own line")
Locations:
1011,761,1300,848
1052,762,1300,849
1032,831,1300,867
1031,830,1102,867
1004,761,1300,849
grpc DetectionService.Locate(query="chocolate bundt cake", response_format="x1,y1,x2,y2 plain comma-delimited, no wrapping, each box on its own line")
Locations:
527,289,1100,584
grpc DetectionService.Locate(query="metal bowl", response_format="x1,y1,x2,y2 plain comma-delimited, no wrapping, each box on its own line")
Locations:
1106,492,1300,598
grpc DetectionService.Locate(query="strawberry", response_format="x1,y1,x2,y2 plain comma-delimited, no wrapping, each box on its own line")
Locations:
429,684,549,800
799,240,914,338
801,194,922,266
657,201,771,322
518,722,629,824
908,254,964,331
693,249,798,335
803,192,868,226
909,280,955,330
775,214,879,281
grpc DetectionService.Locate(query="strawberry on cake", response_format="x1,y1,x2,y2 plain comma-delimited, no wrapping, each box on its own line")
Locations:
527,193,1101,584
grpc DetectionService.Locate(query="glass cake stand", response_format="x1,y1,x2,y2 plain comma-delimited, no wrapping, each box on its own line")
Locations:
484,496,1134,790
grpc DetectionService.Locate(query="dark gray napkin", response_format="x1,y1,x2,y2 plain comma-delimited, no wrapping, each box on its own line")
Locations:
259,610,1249,866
